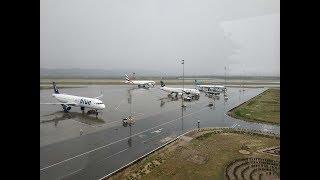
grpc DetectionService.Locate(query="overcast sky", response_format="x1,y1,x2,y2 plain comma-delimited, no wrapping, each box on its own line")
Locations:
40,0,279,76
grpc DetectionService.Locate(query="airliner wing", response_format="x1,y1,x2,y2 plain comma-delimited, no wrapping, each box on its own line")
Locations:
40,102,77,105
182,89,188,93
142,82,150,86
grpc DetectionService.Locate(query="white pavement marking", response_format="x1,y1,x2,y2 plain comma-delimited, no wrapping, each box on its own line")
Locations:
40,106,207,171
114,99,126,111
61,147,131,179
58,168,84,179
71,119,96,128
142,132,165,144
151,128,163,134
104,148,130,160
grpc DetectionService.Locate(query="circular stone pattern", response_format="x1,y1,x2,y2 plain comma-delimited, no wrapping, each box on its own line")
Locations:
225,158,280,180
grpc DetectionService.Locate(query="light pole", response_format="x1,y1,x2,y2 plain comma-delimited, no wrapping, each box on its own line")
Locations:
224,66,226,85
181,59,185,107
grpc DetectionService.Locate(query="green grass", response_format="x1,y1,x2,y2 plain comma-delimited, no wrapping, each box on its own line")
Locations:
107,129,279,180
229,88,280,125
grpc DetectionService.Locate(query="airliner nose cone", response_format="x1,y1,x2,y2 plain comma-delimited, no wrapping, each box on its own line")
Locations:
101,104,105,109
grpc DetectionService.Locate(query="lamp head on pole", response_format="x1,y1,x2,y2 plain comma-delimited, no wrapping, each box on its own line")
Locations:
181,59,184,64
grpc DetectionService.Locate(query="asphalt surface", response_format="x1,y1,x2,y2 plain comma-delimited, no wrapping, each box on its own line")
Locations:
40,85,279,180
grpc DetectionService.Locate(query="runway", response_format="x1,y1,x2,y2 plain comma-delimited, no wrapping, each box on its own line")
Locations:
40,85,279,180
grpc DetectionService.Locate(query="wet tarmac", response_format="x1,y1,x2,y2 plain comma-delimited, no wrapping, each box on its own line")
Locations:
40,85,279,180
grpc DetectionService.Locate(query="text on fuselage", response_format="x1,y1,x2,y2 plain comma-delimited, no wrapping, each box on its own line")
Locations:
80,99,91,105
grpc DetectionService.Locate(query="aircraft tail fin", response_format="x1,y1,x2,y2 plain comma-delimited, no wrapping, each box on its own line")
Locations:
53,82,60,94
194,80,201,85
160,81,165,87
94,91,103,99
124,74,130,81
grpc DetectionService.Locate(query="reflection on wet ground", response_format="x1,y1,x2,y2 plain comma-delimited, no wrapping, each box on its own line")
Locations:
159,95,200,108
41,111,105,126
40,85,279,180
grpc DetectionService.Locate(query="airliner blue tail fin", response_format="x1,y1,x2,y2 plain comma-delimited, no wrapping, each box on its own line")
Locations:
194,80,201,85
53,82,59,94
160,81,165,87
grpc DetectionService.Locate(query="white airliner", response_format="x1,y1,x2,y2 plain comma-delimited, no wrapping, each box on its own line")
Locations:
40,82,105,116
160,81,200,97
194,80,226,93
124,74,156,88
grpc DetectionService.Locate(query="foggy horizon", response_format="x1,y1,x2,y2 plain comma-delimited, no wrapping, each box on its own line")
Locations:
40,67,280,77
41,0,280,77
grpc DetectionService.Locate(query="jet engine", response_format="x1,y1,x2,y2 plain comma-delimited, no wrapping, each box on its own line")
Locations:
62,104,71,112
